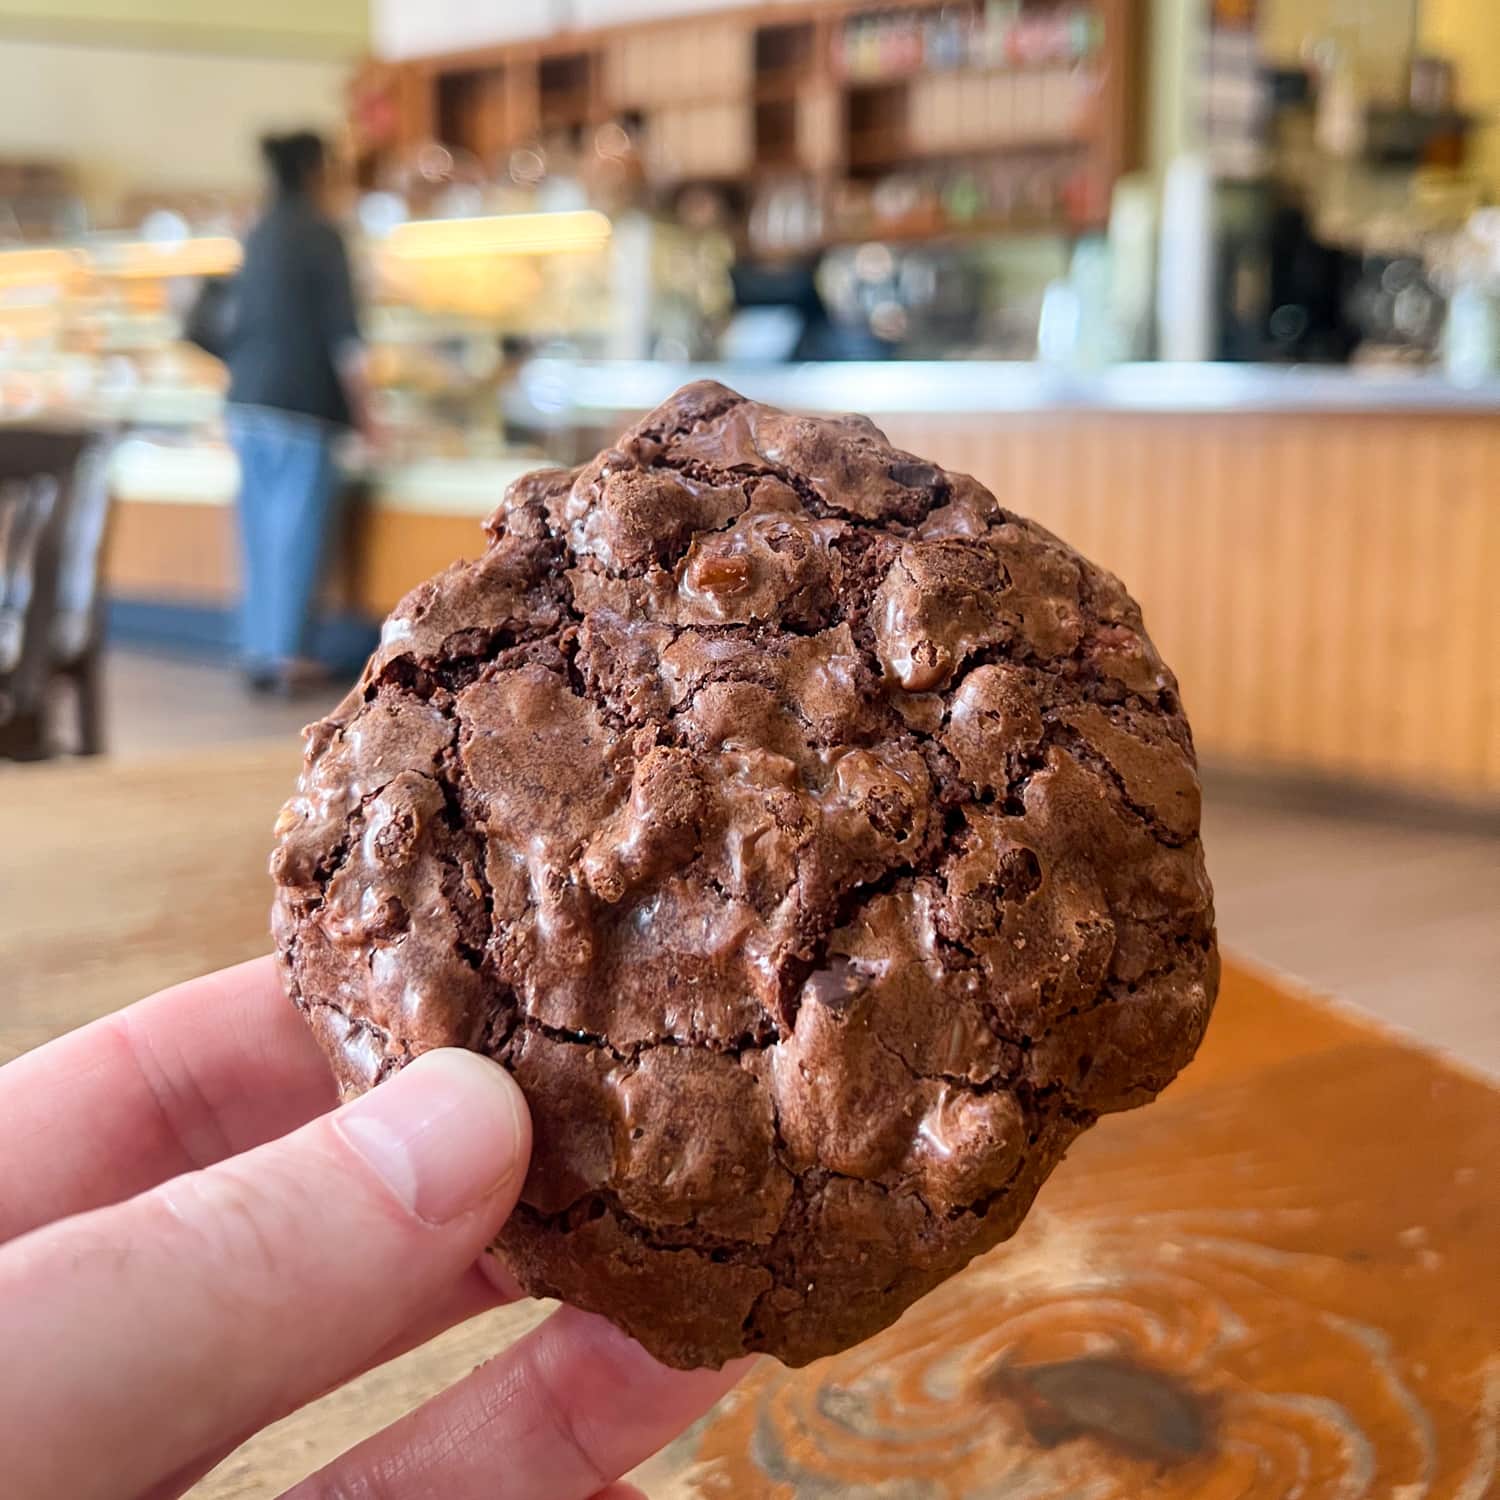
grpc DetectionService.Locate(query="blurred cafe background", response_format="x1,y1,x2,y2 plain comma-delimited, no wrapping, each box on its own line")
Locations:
0,0,1496,1072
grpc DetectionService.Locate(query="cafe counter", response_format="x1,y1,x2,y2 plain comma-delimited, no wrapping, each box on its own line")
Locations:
104,362,1500,803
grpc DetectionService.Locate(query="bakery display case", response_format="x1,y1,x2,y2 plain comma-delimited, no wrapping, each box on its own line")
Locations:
0,213,617,664
0,210,621,453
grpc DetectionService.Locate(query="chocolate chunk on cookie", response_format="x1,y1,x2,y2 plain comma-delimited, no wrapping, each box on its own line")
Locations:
271,382,1217,1369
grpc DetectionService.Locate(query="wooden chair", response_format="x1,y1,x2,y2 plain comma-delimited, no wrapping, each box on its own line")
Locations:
48,436,113,755
0,426,110,761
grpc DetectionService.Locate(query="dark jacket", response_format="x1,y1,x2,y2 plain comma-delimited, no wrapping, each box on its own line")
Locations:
223,195,361,427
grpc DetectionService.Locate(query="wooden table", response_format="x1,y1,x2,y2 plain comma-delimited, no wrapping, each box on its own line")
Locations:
3,744,1498,1498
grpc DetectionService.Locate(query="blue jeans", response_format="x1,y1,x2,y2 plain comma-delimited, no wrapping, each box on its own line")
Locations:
227,407,342,670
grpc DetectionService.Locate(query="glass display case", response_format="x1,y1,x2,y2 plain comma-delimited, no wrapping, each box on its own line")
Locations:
0,200,738,478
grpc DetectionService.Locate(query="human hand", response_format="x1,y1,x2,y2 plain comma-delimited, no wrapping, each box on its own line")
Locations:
0,957,749,1499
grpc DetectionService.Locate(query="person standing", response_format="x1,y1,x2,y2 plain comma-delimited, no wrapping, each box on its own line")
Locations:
222,131,375,694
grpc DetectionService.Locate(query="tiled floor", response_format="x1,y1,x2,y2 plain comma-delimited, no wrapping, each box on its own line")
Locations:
51,648,1500,1075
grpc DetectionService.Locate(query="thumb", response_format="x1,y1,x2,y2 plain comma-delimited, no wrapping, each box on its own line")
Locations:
0,1048,530,1500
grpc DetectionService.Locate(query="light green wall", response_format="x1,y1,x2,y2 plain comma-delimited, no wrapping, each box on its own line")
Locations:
1259,0,1416,96
1423,0,1500,193
1146,0,1200,177
0,33,351,214
0,0,367,57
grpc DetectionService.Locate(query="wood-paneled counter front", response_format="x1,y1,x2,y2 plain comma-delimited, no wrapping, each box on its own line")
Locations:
877,407,1500,804
103,447,534,626
104,367,1500,802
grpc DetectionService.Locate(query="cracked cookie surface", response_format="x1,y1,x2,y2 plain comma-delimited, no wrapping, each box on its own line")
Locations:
270,381,1218,1369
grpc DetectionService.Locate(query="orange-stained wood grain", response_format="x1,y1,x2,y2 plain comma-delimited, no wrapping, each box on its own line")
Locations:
651,968,1500,1498
1,745,1497,1498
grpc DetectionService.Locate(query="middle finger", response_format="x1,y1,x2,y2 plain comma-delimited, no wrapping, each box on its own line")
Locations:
282,1305,752,1500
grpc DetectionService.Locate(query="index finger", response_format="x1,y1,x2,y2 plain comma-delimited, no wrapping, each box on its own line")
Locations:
0,956,335,1244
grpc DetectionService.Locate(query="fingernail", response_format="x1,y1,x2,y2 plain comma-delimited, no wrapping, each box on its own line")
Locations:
334,1049,530,1225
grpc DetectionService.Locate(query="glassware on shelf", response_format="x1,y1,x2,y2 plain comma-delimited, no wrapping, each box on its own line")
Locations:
1433,210,1500,384
835,3,1100,82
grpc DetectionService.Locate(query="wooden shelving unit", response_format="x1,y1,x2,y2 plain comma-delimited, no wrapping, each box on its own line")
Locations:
435,67,507,163
356,0,1140,247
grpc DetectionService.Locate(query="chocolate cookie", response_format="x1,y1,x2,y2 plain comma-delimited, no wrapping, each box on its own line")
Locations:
271,382,1217,1369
